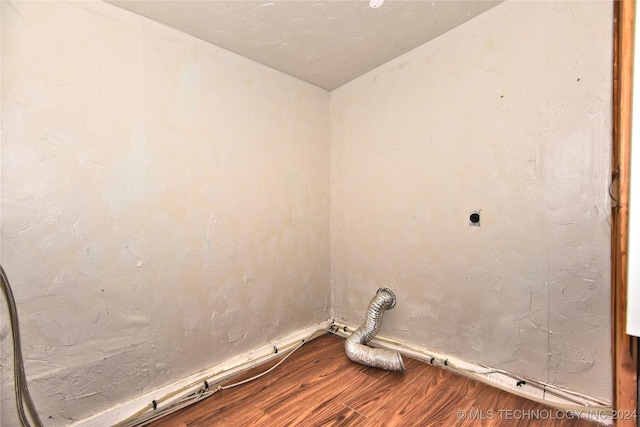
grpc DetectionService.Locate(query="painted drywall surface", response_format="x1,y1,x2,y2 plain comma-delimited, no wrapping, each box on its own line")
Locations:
0,1,329,425
330,0,612,401
107,0,503,91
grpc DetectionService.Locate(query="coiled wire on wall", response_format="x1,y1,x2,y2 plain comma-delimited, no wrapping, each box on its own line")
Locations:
1,264,43,427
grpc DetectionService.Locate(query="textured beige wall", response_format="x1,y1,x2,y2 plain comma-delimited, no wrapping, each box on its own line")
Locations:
331,0,612,402
1,0,614,425
1,1,329,425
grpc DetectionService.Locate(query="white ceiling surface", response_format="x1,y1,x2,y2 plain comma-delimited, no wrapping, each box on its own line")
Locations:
108,0,503,90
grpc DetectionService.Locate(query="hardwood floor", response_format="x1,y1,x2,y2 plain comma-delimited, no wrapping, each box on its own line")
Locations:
148,333,602,426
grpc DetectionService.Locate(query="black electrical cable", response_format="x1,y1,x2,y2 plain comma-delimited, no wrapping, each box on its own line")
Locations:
0,264,43,427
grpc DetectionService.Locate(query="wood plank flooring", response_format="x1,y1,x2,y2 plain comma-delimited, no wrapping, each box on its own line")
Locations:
148,333,602,426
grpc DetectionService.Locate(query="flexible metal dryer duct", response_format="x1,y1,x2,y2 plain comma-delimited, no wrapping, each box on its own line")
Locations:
344,287,405,372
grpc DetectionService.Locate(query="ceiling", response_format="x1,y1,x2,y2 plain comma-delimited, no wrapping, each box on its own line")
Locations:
108,0,503,90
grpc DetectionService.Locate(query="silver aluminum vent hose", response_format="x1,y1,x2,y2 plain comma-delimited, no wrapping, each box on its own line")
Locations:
344,287,405,372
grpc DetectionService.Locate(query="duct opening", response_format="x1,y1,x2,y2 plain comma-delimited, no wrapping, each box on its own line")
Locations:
344,287,405,372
